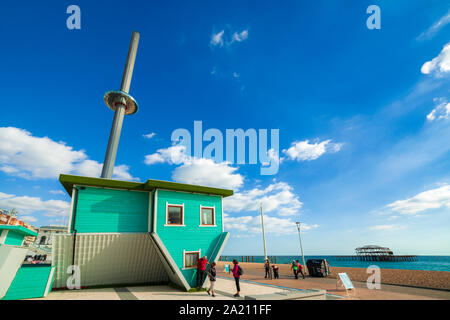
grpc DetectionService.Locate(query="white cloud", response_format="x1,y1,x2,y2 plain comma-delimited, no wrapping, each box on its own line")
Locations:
421,43,450,75
0,127,138,181
76,160,136,181
231,30,248,43
173,158,244,190
282,139,343,161
232,72,240,78
224,213,317,235
224,181,302,216
144,145,189,165
144,145,244,190
19,215,38,223
427,98,450,121
386,185,450,215
210,30,225,47
0,192,70,220
210,29,248,48
49,190,65,195
417,10,450,41
368,224,405,231
143,133,156,139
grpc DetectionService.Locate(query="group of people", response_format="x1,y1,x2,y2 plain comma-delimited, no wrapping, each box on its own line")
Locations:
291,259,306,279
196,256,243,298
263,259,280,279
264,258,305,280
196,256,306,298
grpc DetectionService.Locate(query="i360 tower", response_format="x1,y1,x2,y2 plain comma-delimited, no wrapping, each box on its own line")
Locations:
101,31,140,179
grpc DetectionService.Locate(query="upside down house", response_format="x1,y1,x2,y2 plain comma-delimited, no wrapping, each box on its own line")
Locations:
51,174,232,291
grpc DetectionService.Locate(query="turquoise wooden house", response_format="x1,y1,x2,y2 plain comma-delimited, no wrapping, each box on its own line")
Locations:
0,225,36,247
51,174,233,291
0,225,56,300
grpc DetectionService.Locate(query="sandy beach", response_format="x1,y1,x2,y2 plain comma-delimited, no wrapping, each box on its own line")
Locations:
218,261,450,290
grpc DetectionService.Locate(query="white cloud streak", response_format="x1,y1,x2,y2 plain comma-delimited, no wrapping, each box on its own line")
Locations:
224,213,317,235
386,185,450,215
224,181,302,216
417,10,450,41
144,145,244,190
210,30,225,47
282,139,343,162
143,133,156,139
0,127,138,181
421,42,450,76
427,98,450,121
0,192,70,219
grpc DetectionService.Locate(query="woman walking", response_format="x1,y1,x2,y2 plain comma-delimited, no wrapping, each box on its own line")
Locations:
291,260,298,279
207,262,217,297
264,258,272,279
232,259,241,297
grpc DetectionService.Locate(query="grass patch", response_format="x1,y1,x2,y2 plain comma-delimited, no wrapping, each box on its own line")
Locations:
188,287,207,292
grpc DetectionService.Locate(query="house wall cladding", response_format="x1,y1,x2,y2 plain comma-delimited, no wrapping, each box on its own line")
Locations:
72,187,149,233
4,231,24,246
52,233,169,288
2,265,53,300
155,190,223,286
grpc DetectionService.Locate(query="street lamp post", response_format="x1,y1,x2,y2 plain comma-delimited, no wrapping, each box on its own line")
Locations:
260,203,268,260
296,222,306,273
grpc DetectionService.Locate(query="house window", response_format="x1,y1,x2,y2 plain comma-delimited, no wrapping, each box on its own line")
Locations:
200,207,215,226
167,205,183,225
184,251,200,268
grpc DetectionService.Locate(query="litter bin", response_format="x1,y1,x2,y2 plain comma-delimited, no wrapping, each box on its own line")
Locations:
306,259,330,277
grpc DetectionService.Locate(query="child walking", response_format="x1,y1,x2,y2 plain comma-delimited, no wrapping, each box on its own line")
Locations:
207,262,217,297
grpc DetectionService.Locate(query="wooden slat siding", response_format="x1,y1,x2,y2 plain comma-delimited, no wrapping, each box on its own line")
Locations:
73,186,150,233
51,233,169,289
4,231,24,246
156,190,223,287
2,265,52,300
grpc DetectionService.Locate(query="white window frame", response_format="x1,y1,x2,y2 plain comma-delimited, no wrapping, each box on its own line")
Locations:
164,202,185,227
199,205,216,227
183,249,201,270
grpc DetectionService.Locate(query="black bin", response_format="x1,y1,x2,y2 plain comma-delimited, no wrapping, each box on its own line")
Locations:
306,259,330,277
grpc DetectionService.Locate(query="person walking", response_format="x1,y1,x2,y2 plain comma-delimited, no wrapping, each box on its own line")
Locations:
291,260,298,279
296,260,305,279
207,262,217,297
264,258,272,279
197,256,210,289
232,259,241,297
272,265,279,279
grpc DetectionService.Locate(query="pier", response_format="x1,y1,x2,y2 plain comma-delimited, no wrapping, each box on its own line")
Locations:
337,245,418,262
334,255,417,262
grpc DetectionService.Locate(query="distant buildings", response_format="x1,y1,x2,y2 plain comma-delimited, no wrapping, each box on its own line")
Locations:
35,225,68,248
0,209,37,246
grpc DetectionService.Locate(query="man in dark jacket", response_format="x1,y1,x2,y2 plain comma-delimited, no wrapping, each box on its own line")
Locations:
207,262,217,297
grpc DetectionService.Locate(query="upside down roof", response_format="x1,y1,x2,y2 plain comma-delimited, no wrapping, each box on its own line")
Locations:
59,174,234,198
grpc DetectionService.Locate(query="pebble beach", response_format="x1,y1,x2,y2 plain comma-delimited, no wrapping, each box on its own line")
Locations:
218,261,450,290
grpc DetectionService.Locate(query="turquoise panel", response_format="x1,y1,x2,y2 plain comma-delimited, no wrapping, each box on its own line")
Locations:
4,231,24,246
2,265,52,300
73,186,150,233
156,190,223,287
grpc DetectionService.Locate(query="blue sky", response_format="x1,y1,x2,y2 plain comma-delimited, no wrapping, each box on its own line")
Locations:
0,1,449,255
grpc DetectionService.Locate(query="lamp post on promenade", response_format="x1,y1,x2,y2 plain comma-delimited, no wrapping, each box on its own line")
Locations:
260,203,267,260
296,222,306,272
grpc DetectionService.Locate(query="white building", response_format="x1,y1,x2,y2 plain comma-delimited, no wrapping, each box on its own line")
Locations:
35,225,68,248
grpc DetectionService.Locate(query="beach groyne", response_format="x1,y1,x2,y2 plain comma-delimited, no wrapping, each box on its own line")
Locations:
220,256,278,264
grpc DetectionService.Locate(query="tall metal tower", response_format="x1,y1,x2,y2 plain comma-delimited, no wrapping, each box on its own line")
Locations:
101,31,140,179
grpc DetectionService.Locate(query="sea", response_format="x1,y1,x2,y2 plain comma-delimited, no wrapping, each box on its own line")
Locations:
220,255,450,272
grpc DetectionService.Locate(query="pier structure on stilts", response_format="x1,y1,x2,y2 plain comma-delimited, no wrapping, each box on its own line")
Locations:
336,245,417,262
